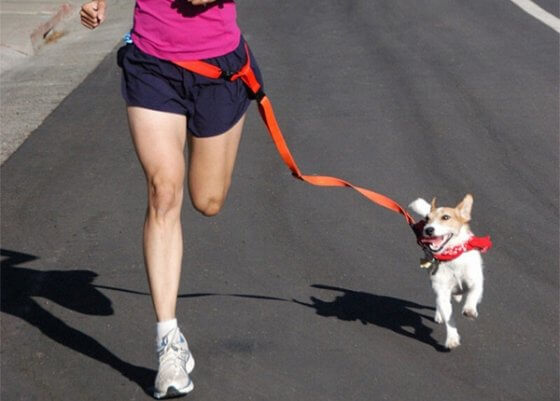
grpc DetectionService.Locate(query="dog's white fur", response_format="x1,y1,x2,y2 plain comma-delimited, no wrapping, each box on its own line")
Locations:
409,194,484,349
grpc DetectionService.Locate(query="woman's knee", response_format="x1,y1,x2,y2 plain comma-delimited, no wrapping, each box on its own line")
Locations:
147,177,184,220
190,191,226,217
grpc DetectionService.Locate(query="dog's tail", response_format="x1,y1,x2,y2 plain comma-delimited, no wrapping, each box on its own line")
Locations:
408,198,431,217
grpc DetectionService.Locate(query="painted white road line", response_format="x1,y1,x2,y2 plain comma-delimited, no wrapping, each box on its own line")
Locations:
510,0,560,33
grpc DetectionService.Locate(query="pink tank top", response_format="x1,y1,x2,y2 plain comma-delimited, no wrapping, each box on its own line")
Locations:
131,0,241,61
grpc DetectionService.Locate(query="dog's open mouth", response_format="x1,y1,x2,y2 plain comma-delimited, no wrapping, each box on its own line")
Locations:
420,234,453,252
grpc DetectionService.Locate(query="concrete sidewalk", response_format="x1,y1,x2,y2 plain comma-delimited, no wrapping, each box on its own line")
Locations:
0,0,134,165
1,0,75,72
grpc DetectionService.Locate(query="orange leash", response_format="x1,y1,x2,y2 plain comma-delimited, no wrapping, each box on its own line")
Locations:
173,43,415,226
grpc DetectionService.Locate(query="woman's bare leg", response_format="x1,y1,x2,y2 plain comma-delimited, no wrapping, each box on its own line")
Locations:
187,114,246,216
128,107,246,321
127,106,187,322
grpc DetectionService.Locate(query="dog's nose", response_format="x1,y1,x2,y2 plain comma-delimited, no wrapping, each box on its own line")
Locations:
424,227,435,236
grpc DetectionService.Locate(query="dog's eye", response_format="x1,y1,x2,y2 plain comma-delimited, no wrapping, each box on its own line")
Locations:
442,215,451,221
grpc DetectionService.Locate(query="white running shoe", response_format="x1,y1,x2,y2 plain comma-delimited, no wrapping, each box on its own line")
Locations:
154,327,195,399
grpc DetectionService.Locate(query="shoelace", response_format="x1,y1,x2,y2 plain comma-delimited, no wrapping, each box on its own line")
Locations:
159,342,190,372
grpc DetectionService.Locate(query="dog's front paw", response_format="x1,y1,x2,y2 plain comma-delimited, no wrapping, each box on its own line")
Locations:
462,307,478,320
434,311,443,324
445,335,461,349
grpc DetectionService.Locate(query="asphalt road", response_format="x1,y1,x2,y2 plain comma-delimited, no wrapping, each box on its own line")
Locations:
1,1,558,400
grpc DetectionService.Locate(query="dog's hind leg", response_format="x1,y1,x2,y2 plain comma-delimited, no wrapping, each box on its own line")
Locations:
435,291,461,349
434,309,443,324
462,265,484,319
462,281,483,319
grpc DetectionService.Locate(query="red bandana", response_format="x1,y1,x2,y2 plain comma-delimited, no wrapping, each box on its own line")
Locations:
433,236,493,261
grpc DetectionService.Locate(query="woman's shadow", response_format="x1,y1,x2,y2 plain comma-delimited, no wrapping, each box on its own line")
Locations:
0,249,155,394
294,284,448,352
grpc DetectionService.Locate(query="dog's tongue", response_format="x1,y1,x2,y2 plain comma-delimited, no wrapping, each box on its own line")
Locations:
421,236,446,248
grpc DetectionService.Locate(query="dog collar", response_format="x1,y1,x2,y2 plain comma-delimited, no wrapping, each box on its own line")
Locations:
433,235,493,261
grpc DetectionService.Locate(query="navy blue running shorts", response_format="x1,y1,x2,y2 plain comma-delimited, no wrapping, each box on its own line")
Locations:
117,37,263,137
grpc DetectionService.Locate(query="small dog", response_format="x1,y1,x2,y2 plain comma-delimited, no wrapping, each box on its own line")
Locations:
409,194,492,349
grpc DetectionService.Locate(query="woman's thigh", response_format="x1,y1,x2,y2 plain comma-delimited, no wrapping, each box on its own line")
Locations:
187,114,246,215
127,107,187,204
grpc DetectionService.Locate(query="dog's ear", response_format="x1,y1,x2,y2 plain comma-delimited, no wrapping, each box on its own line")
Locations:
430,197,437,212
408,198,431,217
456,194,473,222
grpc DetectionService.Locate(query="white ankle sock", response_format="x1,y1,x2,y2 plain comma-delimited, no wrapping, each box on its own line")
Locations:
156,318,178,346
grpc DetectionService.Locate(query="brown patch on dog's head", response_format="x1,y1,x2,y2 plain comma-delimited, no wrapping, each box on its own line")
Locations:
426,194,474,229
420,194,475,251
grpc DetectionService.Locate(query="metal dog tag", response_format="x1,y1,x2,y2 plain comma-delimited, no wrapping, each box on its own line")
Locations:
420,257,434,269
420,254,440,275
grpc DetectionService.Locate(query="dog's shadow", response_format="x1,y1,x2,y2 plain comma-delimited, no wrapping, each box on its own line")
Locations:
294,284,448,352
0,249,155,395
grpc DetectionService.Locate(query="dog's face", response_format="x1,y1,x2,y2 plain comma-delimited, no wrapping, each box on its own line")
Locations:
420,194,473,253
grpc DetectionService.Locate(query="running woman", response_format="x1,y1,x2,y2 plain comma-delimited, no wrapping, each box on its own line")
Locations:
80,0,263,398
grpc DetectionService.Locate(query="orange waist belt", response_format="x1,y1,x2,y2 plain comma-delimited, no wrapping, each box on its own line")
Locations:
173,43,415,227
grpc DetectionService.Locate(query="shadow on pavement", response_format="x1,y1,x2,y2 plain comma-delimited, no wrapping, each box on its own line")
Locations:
178,285,446,351
0,249,156,396
96,283,446,351
293,284,448,352
1,248,447,396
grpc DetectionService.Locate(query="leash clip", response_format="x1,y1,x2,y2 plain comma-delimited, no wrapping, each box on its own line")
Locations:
220,70,235,81
254,88,266,102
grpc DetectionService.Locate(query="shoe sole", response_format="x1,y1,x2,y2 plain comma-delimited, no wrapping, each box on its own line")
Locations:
154,381,194,399
153,356,195,399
